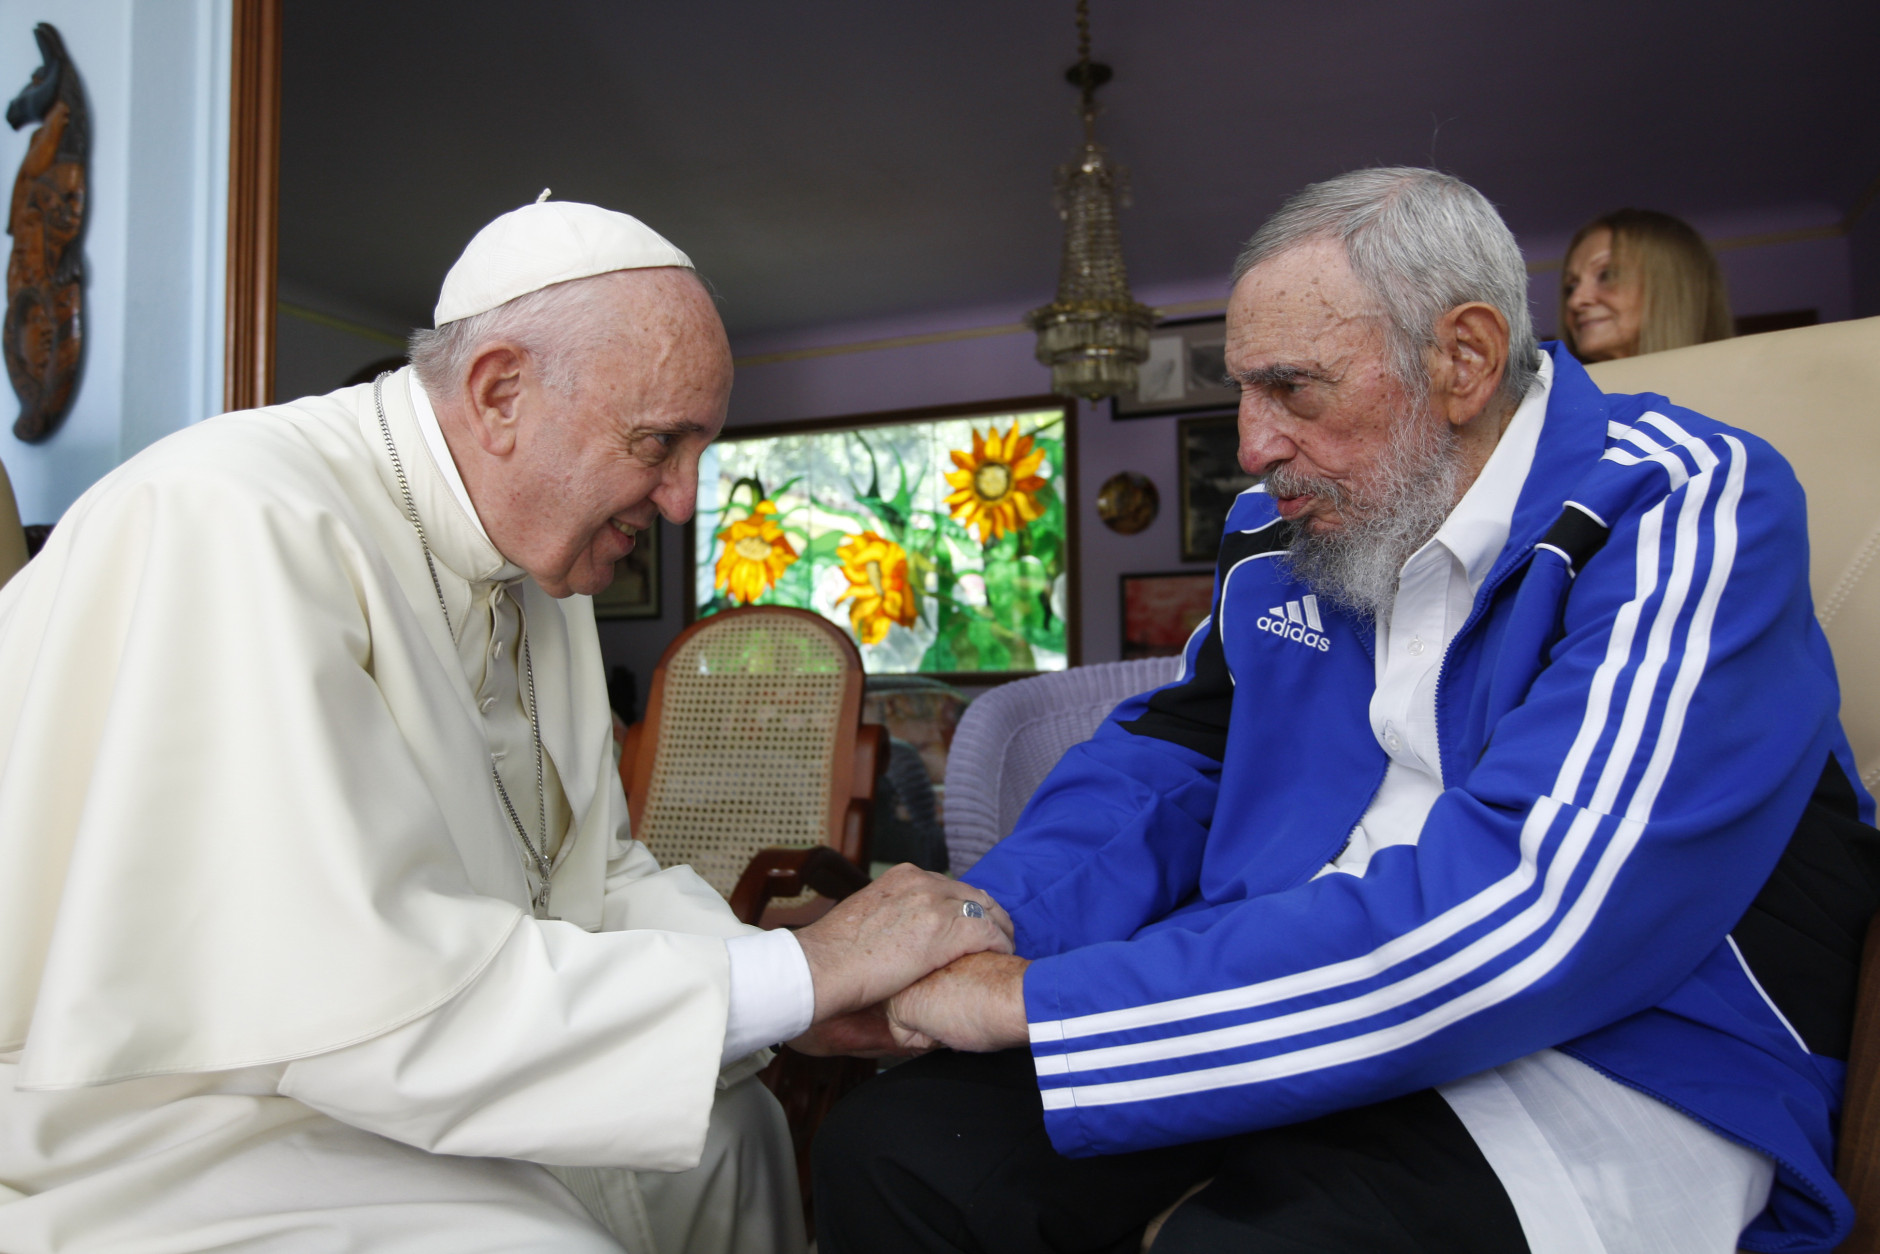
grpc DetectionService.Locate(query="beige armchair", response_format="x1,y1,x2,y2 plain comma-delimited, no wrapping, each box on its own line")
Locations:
1586,317,1880,1254
1587,318,1880,789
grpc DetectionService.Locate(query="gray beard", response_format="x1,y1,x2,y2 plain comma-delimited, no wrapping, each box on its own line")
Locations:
1267,409,1462,619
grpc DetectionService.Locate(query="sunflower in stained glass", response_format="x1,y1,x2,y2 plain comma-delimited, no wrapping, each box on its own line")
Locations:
945,423,1048,544
714,500,798,604
833,531,918,645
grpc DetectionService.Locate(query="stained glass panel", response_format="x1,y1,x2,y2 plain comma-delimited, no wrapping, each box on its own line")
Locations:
692,405,1072,675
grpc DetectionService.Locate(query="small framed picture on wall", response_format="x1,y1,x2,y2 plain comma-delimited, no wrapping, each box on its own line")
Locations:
1178,412,1259,563
1120,571,1215,659
1111,315,1237,419
591,520,661,620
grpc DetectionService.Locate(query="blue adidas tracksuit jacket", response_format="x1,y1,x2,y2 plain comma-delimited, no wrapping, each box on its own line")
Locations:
964,344,1880,1251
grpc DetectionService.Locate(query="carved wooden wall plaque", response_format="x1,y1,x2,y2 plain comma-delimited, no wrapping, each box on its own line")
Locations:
4,24,87,444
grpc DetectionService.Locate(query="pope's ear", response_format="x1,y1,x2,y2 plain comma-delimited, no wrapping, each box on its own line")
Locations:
463,344,526,456
1433,302,1510,428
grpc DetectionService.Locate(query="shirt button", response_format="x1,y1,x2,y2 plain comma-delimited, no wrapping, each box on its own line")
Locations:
1407,636,1425,656
479,696,495,713
1384,731,1403,753
491,640,503,657
491,749,507,762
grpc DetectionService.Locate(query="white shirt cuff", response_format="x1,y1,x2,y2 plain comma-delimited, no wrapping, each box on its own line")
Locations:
721,928,815,1064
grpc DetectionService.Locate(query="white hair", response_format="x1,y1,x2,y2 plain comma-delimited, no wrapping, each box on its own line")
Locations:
1232,167,1540,410
407,270,640,398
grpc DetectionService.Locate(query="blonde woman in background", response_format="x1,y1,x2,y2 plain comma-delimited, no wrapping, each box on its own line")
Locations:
1560,208,1733,361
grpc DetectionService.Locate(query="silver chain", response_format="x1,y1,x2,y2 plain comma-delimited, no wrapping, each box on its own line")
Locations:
374,373,553,918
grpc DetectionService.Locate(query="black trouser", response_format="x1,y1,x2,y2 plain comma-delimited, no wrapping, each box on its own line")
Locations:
814,1048,1530,1254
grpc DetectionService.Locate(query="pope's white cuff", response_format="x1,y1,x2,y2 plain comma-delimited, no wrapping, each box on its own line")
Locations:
721,927,815,1064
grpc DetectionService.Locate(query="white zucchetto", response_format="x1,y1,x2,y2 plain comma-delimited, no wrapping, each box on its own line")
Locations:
433,200,694,327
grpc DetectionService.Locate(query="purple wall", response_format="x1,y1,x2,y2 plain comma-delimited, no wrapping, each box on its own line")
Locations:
1851,209,1880,322
596,276,1230,692
1524,204,1856,336
598,211,1863,695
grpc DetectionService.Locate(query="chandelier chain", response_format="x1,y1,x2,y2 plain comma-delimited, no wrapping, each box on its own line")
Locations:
1075,0,1096,125
1026,0,1156,401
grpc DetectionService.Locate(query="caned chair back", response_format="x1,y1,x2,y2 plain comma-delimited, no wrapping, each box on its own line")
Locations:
944,656,1185,873
627,606,865,897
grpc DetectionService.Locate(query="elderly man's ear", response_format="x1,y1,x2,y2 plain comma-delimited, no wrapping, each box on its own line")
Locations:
463,345,527,456
1429,302,1511,430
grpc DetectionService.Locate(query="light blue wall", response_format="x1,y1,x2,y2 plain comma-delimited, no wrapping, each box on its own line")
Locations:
0,1,229,527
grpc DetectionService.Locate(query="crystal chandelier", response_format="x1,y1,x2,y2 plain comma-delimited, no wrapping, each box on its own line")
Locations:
1025,0,1157,401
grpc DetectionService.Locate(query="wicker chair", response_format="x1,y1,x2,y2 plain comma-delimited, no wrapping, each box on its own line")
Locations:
621,605,881,924
617,605,880,1232
943,656,1185,874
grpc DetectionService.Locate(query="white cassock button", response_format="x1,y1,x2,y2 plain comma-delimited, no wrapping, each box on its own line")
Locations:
1407,636,1425,656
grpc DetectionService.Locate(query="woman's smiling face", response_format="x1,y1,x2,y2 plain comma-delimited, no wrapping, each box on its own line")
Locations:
1562,228,1642,362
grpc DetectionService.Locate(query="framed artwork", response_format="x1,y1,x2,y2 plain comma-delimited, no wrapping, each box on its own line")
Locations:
1178,412,1259,563
591,520,661,620
686,395,1078,681
1111,315,1237,419
1120,571,1214,660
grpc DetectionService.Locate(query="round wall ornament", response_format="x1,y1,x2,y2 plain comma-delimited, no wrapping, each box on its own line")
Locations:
1096,471,1159,535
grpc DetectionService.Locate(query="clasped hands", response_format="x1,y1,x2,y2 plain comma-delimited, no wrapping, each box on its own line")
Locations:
789,863,1029,1059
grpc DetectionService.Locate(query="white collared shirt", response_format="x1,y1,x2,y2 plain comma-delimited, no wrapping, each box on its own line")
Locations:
1319,353,1549,880
406,373,494,547
1313,355,1772,1253
406,373,812,1063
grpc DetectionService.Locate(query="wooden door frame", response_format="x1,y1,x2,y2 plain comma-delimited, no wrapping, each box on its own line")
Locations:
224,0,281,412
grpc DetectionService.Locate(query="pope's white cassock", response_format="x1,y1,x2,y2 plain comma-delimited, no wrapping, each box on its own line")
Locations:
0,214,813,1252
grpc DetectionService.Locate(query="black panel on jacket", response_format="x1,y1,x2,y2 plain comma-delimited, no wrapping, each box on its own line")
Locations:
1120,520,1294,762
1732,753,1880,1060
1536,502,1611,574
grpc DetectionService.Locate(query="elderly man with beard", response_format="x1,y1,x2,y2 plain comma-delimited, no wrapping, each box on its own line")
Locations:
814,168,1878,1254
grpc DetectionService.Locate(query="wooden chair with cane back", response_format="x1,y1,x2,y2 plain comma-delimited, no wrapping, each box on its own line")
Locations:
617,604,882,1231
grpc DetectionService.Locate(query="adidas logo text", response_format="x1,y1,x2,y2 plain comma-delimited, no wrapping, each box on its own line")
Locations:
1257,595,1331,652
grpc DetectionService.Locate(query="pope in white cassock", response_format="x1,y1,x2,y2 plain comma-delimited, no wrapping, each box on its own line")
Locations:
0,202,1012,1253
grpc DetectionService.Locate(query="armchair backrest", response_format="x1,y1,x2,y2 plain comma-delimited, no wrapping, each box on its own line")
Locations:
625,606,868,897
944,656,1185,873
1586,316,1880,790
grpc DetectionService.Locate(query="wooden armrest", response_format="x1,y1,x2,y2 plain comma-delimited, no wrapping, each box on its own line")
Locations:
729,845,873,927
854,723,886,802
836,723,887,866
